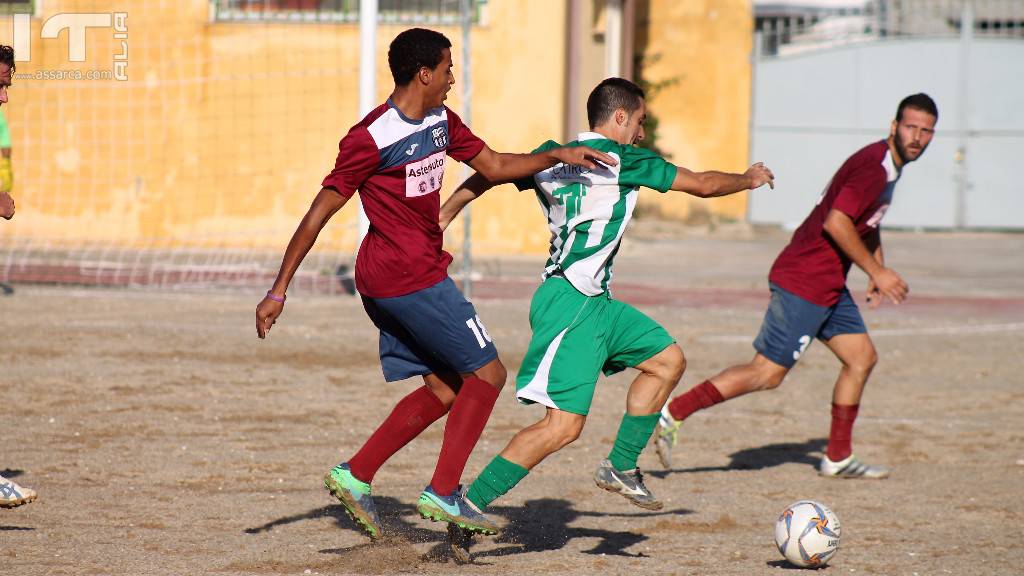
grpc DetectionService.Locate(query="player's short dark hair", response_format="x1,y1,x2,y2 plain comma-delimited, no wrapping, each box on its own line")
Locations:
388,28,451,86
0,45,15,73
896,93,938,122
587,78,645,129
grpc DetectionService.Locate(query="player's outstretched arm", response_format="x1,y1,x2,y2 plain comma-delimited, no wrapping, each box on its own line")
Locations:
823,209,907,306
467,144,617,184
439,172,495,232
256,186,351,338
670,162,774,198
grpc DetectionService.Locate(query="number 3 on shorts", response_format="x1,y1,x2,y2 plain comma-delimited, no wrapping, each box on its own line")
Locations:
792,334,811,361
465,315,493,348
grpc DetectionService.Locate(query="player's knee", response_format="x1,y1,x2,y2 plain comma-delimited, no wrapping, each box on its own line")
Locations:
754,363,788,391
742,354,790,392
847,348,878,379
866,346,879,370
560,422,586,448
489,362,508,389
543,417,585,451
761,372,786,390
474,360,508,390
663,344,687,384
648,344,686,385
552,428,582,451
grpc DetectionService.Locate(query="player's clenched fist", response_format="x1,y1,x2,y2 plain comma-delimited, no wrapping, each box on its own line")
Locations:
256,293,284,338
745,162,775,190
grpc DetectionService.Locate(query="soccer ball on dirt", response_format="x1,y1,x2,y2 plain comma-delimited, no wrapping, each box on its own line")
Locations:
774,500,842,568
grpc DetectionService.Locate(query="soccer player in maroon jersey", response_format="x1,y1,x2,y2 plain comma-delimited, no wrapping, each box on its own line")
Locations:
655,94,938,479
255,28,614,540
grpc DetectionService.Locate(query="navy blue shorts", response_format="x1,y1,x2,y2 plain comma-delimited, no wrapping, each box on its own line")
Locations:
753,283,867,368
361,277,499,382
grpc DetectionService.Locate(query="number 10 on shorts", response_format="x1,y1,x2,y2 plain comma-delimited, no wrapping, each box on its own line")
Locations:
466,315,493,348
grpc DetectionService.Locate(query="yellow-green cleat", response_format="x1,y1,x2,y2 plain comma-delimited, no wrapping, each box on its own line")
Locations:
324,463,382,540
416,485,498,535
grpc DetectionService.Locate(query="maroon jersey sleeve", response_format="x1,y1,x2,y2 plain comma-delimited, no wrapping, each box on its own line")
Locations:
321,127,379,198
445,108,486,163
832,165,886,220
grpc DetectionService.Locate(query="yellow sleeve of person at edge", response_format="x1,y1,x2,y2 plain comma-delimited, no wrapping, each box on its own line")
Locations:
0,157,11,193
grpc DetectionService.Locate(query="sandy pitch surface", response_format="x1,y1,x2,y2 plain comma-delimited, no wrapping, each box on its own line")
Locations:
2,229,1022,575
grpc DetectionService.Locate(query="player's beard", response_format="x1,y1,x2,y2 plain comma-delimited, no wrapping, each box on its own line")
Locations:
893,130,927,165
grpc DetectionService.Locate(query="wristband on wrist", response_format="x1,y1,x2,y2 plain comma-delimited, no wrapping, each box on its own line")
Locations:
265,291,286,303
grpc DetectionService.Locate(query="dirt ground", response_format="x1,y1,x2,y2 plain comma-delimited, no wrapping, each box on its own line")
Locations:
2,227,1022,575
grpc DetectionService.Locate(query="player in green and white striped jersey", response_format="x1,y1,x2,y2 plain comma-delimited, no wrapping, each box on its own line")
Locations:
438,78,774,533
516,135,674,296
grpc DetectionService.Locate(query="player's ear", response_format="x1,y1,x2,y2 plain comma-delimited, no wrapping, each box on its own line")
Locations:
889,119,897,138
615,108,627,126
418,66,431,86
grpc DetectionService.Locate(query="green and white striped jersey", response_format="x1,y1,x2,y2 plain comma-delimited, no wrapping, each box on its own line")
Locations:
516,132,676,296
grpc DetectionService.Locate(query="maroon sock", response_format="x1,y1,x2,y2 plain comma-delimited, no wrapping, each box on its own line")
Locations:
347,385,448,483
826,403,860,462
667,380,725,422
430,376,500,496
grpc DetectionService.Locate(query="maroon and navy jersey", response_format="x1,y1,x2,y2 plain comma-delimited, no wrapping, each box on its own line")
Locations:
322,100,485,298
769,140,900,307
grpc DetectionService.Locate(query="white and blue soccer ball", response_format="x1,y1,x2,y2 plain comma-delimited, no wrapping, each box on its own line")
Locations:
774,500,842,568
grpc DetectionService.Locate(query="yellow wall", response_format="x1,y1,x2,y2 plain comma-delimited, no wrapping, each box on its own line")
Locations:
565,0,611,139
636,0,753,223
0,0,568,255
441,2,567,256
0,0,750,257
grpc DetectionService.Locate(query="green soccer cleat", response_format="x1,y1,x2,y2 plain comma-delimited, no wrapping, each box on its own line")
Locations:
323,463,382,540
416,485,499,535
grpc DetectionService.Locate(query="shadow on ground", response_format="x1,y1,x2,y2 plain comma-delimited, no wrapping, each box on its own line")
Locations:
246,495,691,564
648,438,828,479
766,559,829,570
466,497,692,561
0,468,27,479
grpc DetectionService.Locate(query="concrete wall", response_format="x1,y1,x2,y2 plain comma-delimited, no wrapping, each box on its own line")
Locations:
749,38,1024,230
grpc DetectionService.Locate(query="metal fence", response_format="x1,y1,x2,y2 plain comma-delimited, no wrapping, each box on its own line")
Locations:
755,0,1024,56
212,0,478,24
0,1,481,294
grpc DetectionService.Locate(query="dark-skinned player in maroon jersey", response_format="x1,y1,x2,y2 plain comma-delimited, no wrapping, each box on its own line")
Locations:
655,94,938,479
255,28,615,540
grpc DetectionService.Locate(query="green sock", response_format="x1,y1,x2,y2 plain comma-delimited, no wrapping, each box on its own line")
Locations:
465,455,529,511
608,411,661,472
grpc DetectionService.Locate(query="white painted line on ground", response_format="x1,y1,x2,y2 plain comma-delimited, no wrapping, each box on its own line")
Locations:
703,322,1024,343
869,322,1024,337
699,409,1002,428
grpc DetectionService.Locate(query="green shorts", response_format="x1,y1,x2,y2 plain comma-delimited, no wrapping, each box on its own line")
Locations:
515,277,676,415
